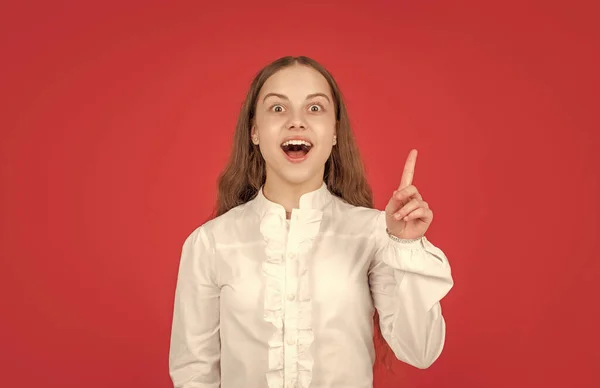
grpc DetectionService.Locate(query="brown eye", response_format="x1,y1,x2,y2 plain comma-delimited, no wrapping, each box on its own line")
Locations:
272,105,284,112
309,104,322,112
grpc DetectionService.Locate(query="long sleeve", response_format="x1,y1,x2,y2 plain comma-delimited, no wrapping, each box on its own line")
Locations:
169,226,221,387
369,211,454,369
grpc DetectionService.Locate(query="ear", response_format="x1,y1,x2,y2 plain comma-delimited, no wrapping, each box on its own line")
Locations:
333,121,338,145
251,124,259,145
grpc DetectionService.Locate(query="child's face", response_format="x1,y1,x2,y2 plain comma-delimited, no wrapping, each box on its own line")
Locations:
253,65,337,189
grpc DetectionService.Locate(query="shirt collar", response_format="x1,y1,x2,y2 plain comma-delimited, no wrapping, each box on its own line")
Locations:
250,181,333,219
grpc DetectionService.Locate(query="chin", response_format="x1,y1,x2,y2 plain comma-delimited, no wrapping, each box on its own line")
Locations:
263,147,329,187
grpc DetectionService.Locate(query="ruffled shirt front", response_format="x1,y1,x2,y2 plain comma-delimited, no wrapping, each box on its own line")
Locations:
169,183,454,388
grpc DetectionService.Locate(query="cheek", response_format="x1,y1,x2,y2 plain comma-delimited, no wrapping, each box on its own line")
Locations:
256,113,285,128
307,117,336,140
255,118,281,140
254,122,281,160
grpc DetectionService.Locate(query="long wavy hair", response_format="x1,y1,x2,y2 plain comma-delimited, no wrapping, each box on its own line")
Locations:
215,56,395,370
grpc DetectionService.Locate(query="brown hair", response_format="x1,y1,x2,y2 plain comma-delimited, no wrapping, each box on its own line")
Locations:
214,55,395,370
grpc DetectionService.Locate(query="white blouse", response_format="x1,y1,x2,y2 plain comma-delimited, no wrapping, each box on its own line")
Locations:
169,183,453,388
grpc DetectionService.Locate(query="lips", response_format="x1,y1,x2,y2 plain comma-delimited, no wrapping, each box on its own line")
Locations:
280,138,313,162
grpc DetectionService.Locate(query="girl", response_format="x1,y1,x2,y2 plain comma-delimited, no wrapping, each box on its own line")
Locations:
169,56,453,388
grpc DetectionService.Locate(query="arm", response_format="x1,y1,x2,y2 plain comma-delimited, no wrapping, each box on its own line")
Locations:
169,227,221,387
369,211,453,369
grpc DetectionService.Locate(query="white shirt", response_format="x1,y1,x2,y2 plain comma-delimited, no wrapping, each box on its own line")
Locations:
169,183,453,388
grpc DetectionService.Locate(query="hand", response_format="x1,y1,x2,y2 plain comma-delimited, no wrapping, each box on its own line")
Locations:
384,149,433,240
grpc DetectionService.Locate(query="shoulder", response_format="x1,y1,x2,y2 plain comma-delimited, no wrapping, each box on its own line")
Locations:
183,201,258,248
205,202,253,232
329,195,385,232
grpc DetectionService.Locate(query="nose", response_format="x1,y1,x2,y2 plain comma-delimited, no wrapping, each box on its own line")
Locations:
287,121,306,130
286,113,307,130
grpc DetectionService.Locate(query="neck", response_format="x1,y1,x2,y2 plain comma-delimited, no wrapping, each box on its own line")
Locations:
263,176,323,218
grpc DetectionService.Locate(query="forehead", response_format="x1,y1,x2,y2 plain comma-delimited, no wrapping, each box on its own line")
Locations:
259,65,331,100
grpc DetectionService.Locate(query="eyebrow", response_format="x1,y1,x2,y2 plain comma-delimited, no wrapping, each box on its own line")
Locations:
262,92,331,103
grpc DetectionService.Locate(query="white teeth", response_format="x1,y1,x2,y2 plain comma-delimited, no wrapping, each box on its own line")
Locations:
282,139,312,147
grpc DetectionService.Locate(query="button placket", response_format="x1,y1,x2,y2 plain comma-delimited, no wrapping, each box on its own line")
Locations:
283,217,300,384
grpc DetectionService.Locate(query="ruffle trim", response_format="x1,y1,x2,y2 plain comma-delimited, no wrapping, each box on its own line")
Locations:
261,208,323,388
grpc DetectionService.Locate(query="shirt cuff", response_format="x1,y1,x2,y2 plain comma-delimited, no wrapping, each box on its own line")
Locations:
386,230,426,250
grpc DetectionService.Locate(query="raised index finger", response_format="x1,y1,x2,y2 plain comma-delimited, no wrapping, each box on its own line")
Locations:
398,149,418,190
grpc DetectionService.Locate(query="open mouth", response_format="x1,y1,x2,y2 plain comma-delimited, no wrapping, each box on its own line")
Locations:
281,139,312,161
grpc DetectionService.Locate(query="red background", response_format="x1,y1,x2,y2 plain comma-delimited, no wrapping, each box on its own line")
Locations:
1,1,598,387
